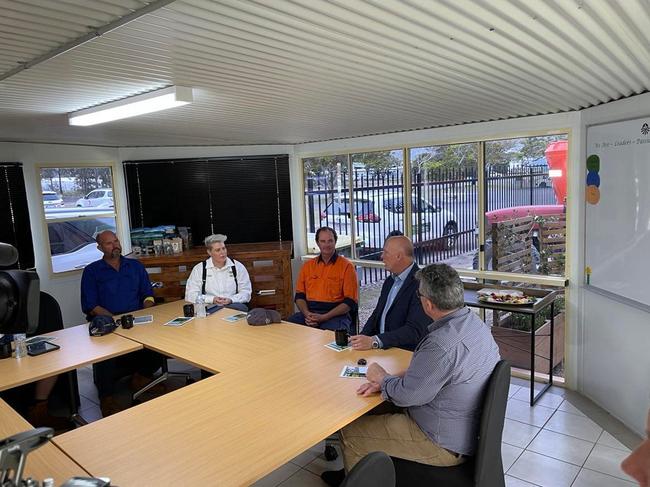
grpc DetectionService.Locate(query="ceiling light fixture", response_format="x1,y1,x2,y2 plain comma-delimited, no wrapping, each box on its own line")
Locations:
68,86,193,126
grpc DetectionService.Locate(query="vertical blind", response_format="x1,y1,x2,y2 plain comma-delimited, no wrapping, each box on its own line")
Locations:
123,155,292,245
0,163,34,269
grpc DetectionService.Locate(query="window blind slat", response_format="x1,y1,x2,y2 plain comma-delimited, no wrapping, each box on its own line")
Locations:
123,156,292,245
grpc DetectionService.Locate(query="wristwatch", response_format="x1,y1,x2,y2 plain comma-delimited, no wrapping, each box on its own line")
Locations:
371,337,380,349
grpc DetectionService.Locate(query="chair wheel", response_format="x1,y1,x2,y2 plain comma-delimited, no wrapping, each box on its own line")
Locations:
324,445,338,461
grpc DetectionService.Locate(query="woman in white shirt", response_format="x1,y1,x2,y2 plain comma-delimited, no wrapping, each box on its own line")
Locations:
184,234,252,311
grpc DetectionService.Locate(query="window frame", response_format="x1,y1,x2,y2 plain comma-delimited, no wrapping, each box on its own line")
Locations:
300,128,571,288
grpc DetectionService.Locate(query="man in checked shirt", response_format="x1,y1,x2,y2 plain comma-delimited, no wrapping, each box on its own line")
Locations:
322,264,500,486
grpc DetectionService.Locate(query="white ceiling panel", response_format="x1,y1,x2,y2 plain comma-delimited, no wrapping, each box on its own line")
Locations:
0,0,648,146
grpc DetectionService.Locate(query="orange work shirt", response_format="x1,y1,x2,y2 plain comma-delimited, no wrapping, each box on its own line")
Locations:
295,253,358,311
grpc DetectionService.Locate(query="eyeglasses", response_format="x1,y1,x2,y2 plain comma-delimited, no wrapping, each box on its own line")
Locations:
416,288,426,299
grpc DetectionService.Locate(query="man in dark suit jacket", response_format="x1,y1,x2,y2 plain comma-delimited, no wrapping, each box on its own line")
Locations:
350,236,429,351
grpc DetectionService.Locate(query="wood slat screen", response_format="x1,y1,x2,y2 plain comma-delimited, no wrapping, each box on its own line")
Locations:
123,155,292,246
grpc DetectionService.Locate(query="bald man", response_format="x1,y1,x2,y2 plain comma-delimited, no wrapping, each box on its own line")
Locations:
81,230,162,417
350,236,429,351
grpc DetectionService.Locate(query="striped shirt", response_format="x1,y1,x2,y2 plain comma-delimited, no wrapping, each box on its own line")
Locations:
382,307,500,456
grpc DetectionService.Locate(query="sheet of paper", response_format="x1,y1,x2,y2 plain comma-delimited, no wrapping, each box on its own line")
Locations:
134,315,154,324
340,365,367,378
164,316,194,327
325,341,350,352
222,313,247,323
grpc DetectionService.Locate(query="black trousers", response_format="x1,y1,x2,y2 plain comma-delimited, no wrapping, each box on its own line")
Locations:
93,349,164,398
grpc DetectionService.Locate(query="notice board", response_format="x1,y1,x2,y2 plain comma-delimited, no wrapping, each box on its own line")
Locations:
585,116,650,311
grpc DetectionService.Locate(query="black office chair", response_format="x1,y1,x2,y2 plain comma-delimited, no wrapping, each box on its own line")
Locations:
392,360,511,487
38,292,82,419
341,451,395,487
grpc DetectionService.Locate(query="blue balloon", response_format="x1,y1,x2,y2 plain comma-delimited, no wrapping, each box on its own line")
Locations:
586,171,600,187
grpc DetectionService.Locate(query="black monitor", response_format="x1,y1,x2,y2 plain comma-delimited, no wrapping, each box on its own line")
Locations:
0,243,40,335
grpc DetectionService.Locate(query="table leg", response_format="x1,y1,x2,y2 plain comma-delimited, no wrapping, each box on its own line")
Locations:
68,372,87,426
530,301,555,406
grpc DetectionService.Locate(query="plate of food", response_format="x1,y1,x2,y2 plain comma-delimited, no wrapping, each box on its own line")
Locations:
477,289,536,305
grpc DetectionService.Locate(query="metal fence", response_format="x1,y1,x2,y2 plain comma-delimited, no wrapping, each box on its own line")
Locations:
305,166,556,284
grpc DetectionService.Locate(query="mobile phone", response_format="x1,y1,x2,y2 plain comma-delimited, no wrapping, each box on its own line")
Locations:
27,340,60,356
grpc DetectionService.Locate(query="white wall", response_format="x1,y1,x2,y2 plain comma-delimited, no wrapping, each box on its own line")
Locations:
0,142,119,326
578,93,650,435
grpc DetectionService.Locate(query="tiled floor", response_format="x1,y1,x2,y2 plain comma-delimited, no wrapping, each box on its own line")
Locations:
75,367,641,487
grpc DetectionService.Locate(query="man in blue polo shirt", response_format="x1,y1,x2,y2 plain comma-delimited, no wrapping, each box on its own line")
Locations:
81,230,163,417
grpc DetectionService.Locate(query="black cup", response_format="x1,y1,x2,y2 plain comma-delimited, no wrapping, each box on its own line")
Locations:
120,314,134,329
335,328,349,347
183,304,195,318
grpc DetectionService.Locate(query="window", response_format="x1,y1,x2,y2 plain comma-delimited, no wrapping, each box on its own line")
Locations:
0,163,34,269
409,143,479,266
351,150,404,262
303,135,568,278
304,154,352,255
482,135,567,276
40,166,117,274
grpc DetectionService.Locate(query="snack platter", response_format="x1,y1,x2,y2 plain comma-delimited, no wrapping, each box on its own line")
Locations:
476,289,537,305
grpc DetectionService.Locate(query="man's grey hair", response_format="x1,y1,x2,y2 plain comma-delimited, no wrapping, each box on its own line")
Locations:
416,263,464,311
204,234,228,247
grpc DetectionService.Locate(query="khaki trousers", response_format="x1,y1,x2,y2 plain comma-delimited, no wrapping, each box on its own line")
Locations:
340,412,465,471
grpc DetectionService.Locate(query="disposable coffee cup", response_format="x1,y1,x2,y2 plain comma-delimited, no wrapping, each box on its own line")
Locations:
183,304,195,318
335,328,349,347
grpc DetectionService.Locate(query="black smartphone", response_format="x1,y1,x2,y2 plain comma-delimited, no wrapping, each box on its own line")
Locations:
27,340,60,356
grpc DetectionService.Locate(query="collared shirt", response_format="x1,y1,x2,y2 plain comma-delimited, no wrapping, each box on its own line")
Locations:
378,263,414,334
295,252,358,311
381,307,500,456
81,256,154,315
185,257,252,304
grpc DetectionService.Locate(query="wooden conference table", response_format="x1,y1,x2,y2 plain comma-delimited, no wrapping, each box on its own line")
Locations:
0,324,142,393
0,399,89,484
0,326,141,483
50,302,412,486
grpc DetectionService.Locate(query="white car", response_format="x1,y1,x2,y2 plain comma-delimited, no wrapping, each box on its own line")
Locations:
76,188,114,208
48,216,115,273
320,194,458,251
42,191,64,207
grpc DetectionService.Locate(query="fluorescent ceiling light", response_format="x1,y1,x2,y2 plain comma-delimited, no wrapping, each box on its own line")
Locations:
69,86,193,126
548,169,562,178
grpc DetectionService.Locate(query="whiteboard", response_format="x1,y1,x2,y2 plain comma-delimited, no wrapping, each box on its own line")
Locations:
585,116,650,310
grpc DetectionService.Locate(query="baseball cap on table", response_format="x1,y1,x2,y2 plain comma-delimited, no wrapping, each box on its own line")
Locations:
246,308,281,326
89,315,118,336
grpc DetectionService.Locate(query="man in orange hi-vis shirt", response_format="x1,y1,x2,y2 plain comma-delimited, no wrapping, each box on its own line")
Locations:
288,227,358,332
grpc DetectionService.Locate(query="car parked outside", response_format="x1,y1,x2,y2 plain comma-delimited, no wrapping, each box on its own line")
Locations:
75,188,114,208
42,191,64,207
320,193,457,251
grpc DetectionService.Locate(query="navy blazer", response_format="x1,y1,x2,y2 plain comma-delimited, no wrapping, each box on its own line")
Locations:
360,264,430,351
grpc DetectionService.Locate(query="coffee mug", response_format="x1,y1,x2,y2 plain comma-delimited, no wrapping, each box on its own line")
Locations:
335,328,349,347
183,304,195,318
120,314,134,329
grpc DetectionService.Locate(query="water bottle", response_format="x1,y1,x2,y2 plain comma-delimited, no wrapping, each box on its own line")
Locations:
14,333,27,359
195,294,207,318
